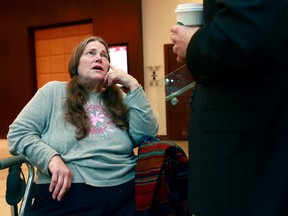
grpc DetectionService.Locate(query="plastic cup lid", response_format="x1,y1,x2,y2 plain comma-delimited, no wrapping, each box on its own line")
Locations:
175,3,203,12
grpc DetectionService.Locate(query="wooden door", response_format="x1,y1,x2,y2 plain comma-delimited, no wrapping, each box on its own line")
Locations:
163,44,194,140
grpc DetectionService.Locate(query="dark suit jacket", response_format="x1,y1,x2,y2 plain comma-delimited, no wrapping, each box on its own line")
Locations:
186,0,288,215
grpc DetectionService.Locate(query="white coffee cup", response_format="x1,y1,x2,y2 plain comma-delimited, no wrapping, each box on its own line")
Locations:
175,3,204,27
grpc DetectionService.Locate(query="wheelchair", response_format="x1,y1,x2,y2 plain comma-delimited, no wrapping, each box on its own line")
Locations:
0,155,35,216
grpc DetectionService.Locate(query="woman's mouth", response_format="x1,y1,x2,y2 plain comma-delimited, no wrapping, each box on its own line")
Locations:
92,65,103,71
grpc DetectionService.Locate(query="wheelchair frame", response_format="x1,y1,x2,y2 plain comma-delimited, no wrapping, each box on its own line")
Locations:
0,155,35,216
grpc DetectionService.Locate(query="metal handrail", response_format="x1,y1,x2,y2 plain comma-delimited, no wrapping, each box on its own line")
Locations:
165,81,196,102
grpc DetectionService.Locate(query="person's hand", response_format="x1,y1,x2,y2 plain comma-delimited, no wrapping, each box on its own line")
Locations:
170,25,199,62
104,64,140,91
48,155,72,201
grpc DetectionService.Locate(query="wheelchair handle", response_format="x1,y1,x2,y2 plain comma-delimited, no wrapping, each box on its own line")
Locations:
0,155,27,170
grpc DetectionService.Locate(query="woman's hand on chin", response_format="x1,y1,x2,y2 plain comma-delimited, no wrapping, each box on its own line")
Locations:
104,64,140,91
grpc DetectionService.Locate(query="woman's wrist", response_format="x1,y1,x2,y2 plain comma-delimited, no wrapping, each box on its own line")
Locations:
127,78,140,92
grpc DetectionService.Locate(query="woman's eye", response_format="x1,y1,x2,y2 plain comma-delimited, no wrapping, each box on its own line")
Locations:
86,51,93,56
88,50,95,55
101,53,108,59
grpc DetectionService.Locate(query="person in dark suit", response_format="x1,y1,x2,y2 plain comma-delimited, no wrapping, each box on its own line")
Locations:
170,0,288,215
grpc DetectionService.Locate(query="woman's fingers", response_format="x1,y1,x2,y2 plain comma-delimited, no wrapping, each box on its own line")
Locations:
54,172,72,201
104,65,139,91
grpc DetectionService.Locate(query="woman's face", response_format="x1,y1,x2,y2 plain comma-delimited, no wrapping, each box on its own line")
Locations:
77,40,110,88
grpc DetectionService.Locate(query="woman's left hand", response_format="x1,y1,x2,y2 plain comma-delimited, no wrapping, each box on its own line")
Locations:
103,65,139,91
48,155,72,201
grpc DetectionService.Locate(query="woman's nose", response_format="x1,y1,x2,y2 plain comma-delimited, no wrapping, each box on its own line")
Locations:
95,54,103,63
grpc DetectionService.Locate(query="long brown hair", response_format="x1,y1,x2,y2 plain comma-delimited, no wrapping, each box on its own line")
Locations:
65,36,128,140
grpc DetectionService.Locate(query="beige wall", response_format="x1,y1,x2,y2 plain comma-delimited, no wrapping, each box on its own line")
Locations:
142,0,202,135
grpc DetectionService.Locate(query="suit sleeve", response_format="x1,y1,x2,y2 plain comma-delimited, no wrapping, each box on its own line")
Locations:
186,0,288,83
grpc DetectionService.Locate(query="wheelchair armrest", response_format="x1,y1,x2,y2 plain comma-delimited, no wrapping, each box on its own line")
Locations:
0,155,27,170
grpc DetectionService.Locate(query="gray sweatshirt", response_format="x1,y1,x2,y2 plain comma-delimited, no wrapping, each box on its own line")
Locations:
7,81,158,187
